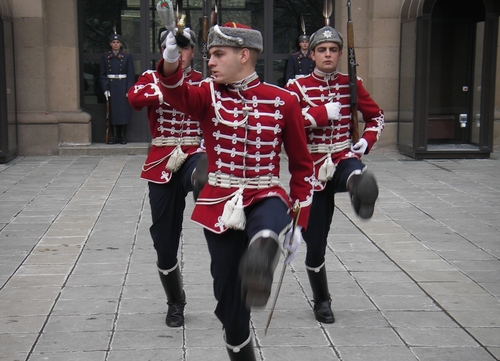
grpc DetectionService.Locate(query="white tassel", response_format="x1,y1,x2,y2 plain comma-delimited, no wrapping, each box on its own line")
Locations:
318,155,335,182
166,146,188,172
221,189,246,230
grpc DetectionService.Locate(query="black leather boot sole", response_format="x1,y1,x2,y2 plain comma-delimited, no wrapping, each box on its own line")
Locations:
350,171,379,219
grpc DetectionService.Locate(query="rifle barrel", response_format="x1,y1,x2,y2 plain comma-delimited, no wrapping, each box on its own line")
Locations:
346,0,360,144
201,0,211,78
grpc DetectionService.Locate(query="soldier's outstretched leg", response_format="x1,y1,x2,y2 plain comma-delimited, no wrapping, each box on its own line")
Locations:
225,332,257,361
307,263,335,323
347,170,379,219
239,230,280,308
158,262,186,327
191,152,208,201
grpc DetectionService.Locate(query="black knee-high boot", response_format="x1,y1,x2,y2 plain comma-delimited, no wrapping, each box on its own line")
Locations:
120,125,127,144
225,333,257,361
158,264,186,327
239,231,280,309
111,126,119,144
307,265,335,323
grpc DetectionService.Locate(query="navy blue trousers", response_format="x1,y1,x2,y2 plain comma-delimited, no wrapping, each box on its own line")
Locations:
204,197,291,345
303,158,366,268
148,153,202,270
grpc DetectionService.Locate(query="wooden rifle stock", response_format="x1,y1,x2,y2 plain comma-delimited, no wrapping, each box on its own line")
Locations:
347,1,359,144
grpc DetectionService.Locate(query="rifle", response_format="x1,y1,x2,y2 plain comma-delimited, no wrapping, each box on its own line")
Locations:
347,0,360,144
201,0,212,77
105,99,110,144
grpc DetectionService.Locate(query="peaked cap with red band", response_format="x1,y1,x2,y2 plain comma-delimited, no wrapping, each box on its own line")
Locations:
208,22,263,53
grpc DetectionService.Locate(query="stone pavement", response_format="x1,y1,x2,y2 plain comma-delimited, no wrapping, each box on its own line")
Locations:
0,148,499,361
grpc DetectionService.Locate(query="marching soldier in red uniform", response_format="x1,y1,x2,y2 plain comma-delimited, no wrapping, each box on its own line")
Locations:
286,26,384,324
99,33,135,144
127,29,204,328
157,23,315,360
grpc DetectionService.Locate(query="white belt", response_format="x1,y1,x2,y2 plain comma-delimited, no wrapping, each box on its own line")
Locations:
107,74,127,79
208,173,280,189
151,136,201,147
308,144,335,153
308,139,351,154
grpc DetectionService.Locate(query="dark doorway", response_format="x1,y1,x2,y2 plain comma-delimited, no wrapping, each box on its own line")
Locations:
0,8,18,163
427,0,485,146
397,0,499,159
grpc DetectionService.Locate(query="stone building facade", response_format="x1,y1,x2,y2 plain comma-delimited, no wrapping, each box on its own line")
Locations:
1,0,499,159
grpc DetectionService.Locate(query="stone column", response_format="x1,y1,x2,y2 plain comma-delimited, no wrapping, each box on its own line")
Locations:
14,0,91,155
335,0,399,149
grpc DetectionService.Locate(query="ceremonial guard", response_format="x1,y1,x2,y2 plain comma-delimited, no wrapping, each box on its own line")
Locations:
286,26,384,324
127,29,204,327
99,33,135,144
158,23,315,360
285,34,315,81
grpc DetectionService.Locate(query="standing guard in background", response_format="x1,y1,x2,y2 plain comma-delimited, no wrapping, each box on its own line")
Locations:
157,23,315,360
100,33,135,144
285,34,315,81
127,29,204,327
286,25,384,324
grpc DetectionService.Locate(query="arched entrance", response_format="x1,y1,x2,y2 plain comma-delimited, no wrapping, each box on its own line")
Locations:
397,0,500,159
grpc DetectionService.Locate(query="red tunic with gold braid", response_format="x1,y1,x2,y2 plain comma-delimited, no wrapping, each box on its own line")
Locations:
156,59,315,233
128,67,204,184
286,69,384,190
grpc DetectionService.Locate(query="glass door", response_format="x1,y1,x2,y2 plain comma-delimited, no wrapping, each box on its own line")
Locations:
470,21,484,145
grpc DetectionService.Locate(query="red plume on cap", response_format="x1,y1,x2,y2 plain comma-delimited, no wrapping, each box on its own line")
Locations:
222,22,251,29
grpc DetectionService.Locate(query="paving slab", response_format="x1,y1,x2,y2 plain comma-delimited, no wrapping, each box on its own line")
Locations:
1,151,499,360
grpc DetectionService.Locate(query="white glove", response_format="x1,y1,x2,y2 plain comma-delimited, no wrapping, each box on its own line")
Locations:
351,138,368,155
163,31,180,63
283,225,303,265
104,90,110,100
325,102,342,120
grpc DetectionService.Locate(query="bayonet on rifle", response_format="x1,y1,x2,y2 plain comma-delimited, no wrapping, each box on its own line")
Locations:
323,0,333,26
201,0,212,78
347,0,360,144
